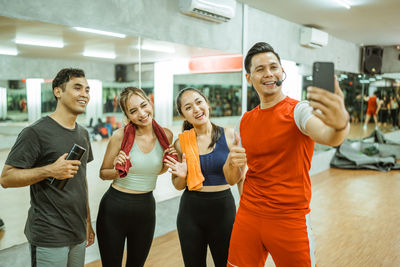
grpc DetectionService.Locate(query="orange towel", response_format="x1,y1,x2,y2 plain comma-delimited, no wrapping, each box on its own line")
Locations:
178,129,204,191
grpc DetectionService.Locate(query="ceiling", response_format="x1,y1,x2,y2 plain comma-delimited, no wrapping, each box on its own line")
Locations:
0,15,225,64
238,0,400,46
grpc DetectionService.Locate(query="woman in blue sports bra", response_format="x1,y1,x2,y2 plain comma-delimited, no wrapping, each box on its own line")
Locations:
164,87,245,267
96,87,175,267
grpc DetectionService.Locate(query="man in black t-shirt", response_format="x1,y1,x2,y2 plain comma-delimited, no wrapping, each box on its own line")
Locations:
0,68,95,267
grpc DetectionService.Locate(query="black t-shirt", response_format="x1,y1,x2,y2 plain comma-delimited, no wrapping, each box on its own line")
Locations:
5,116,93,247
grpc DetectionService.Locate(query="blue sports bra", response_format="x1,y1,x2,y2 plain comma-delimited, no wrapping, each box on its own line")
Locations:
199,127,229,186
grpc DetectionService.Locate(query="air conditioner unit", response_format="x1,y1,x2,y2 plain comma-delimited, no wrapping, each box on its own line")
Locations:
300,27,328,48
179,0,236,23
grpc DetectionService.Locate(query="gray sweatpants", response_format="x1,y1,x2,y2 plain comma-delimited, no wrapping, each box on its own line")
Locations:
30,241,86,267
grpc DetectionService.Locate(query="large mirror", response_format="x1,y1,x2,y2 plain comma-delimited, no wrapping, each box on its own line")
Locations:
0,15,243,257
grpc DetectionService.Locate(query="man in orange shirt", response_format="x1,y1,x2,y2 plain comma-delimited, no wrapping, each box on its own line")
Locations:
363,91,379,129
223,42,349,267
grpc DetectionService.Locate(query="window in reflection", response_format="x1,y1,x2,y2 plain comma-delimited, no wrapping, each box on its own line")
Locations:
6,80,28,121
173,72,242,119
247,85,259,111
41,81,57,115
102,82,154,115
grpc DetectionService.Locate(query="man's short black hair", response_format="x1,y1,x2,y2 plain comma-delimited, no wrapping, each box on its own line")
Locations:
244,42,282,73
52,68,86,100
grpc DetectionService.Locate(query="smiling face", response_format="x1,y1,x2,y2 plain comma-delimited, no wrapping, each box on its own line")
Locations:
54,77,90,115
179,90,210,127
246,52,284,99
125,93,153,126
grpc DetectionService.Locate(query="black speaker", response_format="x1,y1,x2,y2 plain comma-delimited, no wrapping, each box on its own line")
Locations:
115,64,127,82
361,46,383,74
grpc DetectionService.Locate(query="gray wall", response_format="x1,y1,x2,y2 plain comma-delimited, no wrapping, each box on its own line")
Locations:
0,55,115,80
245,7,360,73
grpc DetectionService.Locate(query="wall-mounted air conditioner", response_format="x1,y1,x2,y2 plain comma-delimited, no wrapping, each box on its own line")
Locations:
179,0,236,23
300,27,328,48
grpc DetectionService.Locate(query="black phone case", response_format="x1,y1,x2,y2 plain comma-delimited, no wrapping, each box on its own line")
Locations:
313,62,334,92
51,144,86,190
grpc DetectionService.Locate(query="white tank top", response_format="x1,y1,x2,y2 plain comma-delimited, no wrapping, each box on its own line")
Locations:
113,139,164,191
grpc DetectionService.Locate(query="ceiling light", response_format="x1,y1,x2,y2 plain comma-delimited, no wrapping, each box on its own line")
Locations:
73,27,126,38
142,44,175,53
0,47,18,56
135,43,175,54
83,51,116,59
333,0,351,9
15,38,64,48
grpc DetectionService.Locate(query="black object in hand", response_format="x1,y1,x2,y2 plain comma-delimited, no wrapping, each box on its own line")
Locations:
57,144,86,190
312,62,335,93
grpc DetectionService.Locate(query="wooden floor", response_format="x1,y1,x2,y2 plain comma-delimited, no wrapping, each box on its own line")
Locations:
85,168,400,267
85,231,213,267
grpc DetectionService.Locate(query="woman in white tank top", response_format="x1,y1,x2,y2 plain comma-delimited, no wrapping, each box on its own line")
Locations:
96,87,175,267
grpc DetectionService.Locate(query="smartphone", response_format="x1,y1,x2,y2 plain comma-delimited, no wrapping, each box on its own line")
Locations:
49,144,86,189
312,62,334,92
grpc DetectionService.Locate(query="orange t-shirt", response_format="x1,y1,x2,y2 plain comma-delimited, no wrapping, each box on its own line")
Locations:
239,97,314,217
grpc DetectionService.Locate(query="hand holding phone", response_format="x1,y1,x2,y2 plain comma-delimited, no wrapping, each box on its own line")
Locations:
52,144,86,190
308,62,349,133
312,62,334,92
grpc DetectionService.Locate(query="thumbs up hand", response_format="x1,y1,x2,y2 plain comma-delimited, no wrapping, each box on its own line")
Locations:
226,132,247,169
233,132,241,146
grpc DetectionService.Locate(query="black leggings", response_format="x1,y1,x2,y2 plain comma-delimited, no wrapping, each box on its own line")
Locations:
391,108,398,127
177,189,236,267
96,186,155,267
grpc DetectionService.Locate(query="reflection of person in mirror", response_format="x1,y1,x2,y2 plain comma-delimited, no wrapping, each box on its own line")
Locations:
226,42,349,267
0,68,95,266
390,94,399,128
164,87,244,267
148,92,154,104
350,93,362,124
97,87,176,267
113,95,118,112
214,93,223,116
19,97,27,112
363,91,379,130
378,95,390,129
